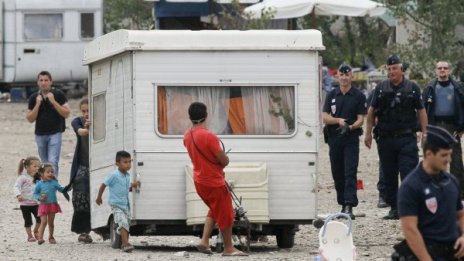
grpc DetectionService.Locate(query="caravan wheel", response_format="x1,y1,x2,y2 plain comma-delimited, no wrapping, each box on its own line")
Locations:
276,227,295,249
109,217,122,249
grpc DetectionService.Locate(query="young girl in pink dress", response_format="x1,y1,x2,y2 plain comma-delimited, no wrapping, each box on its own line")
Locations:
33,163,68,244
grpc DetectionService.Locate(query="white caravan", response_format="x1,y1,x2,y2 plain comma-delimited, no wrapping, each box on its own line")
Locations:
84,29,324,249
0,0,102,90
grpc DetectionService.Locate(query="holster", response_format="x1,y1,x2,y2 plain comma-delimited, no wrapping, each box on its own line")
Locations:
392,240,417,260
373,127,379,141
323,126,329,144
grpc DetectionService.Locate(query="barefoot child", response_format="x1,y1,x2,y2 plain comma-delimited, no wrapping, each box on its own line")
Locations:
96,150,140,252
13,157,41,242
33,163,69,245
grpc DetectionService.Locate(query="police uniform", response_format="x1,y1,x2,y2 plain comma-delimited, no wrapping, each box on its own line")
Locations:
323,64,367,218
370,54,424,219
368,87,388,208
396,125,464,261
423,77,464,198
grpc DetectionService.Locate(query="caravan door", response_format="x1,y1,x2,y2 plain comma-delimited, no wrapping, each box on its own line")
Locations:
89,57,126,229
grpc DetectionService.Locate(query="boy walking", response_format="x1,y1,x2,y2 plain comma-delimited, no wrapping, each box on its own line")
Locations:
96,150,140,252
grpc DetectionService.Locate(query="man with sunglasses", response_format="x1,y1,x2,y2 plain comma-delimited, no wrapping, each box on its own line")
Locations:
423,61,464,198
393,125,464,260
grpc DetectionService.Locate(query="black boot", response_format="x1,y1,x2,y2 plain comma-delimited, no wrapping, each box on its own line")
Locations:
383,208,399,220
377,196,389,208
342,205,355,220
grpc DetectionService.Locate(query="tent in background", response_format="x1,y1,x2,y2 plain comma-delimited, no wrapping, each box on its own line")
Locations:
244,0,386,19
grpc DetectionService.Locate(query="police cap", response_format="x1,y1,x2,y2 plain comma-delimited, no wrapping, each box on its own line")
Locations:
425,125,457,148
387,54,401,65
338,63,352,73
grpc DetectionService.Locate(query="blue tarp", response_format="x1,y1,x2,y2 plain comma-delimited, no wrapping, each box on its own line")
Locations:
155,0,210,18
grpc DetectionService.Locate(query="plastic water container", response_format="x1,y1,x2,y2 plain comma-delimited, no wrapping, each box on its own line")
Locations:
10,87,27,102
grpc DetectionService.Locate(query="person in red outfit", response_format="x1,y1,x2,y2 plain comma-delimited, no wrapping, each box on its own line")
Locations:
183,102,247,257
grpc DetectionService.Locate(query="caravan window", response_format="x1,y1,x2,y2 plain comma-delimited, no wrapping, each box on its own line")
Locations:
93,93,106,142
24,14,63,41
80,13,95,39
156,85,295,136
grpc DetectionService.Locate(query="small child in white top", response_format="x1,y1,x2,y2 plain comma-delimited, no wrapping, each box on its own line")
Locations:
13,156,41,242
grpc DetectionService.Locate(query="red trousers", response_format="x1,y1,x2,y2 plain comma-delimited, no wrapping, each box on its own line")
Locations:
194,182,234,230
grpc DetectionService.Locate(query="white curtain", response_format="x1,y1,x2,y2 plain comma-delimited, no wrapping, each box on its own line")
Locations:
165,86,230,135
163,85,294,135
279,86,295,130
241,86,294,135
192,87,230,134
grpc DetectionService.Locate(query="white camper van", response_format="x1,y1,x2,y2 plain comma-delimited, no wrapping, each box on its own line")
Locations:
0,0,102,90
84,30,324,249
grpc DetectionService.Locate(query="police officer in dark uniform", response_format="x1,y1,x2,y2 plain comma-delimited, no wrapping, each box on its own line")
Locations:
393,125,464,261
364,54,428,219
323,63,367,219
423,61,464,198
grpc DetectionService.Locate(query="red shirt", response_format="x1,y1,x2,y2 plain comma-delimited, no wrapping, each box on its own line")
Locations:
184,127,225,187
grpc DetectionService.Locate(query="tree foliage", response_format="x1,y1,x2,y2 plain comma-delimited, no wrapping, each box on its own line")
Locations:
104,0,153,32
386,0,464,81
214,0,276,30
306,16,392,69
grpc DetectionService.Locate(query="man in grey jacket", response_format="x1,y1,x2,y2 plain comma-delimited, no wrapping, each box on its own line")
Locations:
423,61,464,198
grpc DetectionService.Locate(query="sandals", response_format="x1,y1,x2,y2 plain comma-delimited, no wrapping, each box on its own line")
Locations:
196,244,213,255
122,244,134,252
222,250,249,256
36,236,56,244
27,237,36,242
78,234,93,243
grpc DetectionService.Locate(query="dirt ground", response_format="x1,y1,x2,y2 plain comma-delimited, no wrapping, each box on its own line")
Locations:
0,99,403,260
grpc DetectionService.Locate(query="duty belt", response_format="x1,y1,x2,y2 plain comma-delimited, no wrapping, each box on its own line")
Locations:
393,240,463,261
426,243,457,259
375,128,415,139
326,126,362,138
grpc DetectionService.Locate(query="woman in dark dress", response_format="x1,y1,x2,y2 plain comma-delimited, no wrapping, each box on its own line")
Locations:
69,98,92,243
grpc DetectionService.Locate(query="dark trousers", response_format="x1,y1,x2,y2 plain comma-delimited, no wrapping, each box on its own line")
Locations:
376,146,386,199
377,135,418,208
328,134,359,207
20,205,40,227
436,122,464,197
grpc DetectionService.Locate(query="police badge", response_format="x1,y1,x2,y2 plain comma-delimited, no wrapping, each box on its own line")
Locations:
425,197,437,214
331,105,336,114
